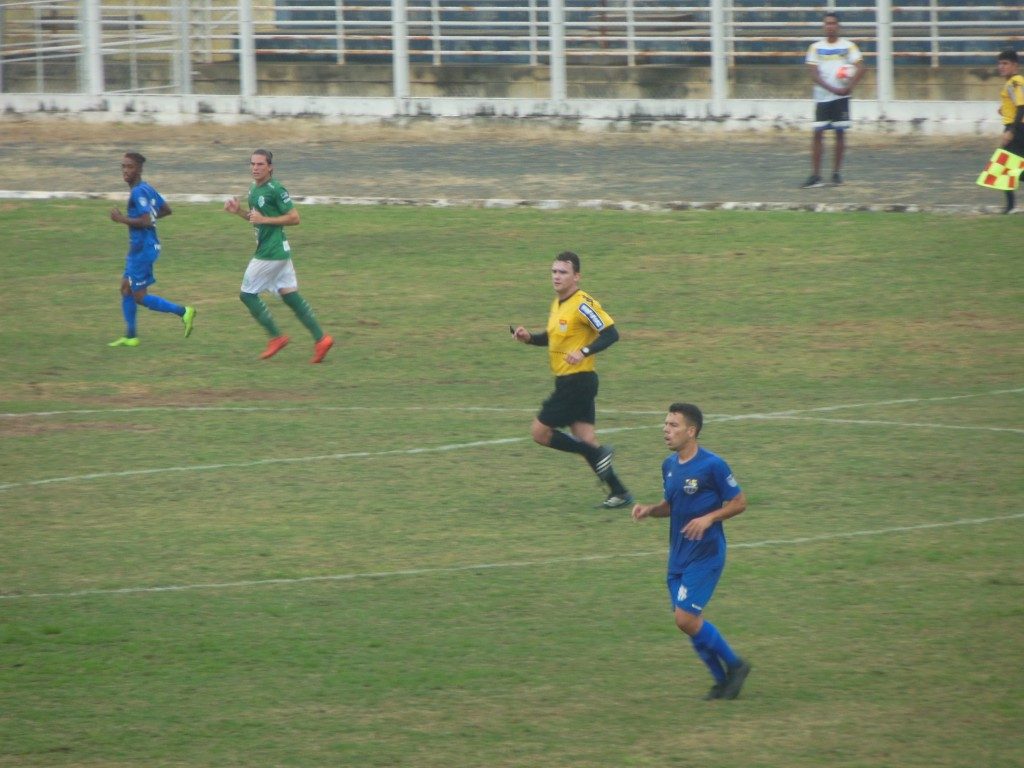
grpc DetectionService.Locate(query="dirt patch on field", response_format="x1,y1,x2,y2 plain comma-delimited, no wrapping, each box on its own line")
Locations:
0,115,999,208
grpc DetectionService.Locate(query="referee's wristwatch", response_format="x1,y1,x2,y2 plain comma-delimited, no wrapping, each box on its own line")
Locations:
580,347,591,357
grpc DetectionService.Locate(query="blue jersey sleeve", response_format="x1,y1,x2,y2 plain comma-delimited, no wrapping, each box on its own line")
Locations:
129,183,163,223
711,456,741,503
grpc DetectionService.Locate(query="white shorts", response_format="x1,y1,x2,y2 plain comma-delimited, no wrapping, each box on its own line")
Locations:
240,258,298,295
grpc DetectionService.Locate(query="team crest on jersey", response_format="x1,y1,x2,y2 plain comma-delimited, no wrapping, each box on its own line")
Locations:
257,195,266,207
559,320,568,332
683,478,699,495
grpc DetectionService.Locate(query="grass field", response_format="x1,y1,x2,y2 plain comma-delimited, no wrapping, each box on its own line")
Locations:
1,200,1022,768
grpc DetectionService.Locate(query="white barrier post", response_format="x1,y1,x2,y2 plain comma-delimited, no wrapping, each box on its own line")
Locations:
173,0,193,95
238,0,256,99
79,0,104,97
549,0,567,104
875,0,895,106
392,0,410,103
710,0,727,116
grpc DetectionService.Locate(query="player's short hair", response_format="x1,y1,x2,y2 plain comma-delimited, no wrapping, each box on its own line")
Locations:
824,11,839,23
124,152,146,166
556,250,581,273
252,148,274,164
668,402,704,436
998,49,1018,64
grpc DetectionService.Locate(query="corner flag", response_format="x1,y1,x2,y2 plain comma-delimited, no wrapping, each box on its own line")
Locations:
976,148,1024,191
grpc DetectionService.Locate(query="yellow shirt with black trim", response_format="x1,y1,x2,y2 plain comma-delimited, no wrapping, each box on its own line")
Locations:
1001,73,1024,125
545,290,614,376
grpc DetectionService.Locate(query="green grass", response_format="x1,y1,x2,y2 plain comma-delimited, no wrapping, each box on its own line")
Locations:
1,200,1022,767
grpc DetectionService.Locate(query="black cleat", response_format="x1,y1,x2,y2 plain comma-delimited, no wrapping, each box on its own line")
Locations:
831,172,843,185
801,174,824,188
703,682,726,700
721,660,751,700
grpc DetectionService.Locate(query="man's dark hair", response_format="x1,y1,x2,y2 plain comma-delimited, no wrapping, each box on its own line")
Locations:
668,402,704,436
253,148,274,164
998,49,1019,64
824,12,839,23
556,250,581,273
124,152,146,166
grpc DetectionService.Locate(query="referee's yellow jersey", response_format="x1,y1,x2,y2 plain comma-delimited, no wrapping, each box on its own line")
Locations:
1001,74,1024,125
545,290,614,376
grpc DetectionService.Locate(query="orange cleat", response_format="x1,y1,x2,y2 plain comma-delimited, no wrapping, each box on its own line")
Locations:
311,334,334,364
260,335,290,360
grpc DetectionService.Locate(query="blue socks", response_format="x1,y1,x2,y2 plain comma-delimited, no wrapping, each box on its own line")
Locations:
121,294,138,337
121,293,184,338
141,294,185,316
691,636,727,684
692,620,741,682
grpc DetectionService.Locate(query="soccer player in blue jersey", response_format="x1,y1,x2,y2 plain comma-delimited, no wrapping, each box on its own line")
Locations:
632,402,751,700
108,152,195,347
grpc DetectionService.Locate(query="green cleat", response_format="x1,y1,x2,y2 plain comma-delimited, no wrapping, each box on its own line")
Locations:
182,306,196,338
108,337,140,347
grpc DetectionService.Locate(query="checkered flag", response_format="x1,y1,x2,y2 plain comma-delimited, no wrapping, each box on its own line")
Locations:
976,148,1024,191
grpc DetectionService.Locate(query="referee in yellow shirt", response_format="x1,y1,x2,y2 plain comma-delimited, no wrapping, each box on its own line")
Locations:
996,49,1024,214
512,251,633,509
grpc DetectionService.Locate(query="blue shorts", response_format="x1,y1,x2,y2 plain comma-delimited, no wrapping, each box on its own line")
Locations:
667,566,723,616
123,255,158,291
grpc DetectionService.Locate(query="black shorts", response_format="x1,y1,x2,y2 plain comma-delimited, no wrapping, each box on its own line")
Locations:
1004,127,1024,158
814,98,851,131
538,372,599,428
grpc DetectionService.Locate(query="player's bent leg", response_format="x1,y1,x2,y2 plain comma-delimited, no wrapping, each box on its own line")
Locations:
531,418,555,446
280,290,324,341
674,608,703,637
141,294,185,315
240,291,282,338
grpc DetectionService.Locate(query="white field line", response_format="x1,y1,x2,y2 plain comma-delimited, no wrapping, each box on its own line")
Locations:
0,189,996,215
751,415,1024,435
1,388,1021,492
3,513,1022,602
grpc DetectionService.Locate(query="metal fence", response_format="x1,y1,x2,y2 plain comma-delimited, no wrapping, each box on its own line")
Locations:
0,1,1021,111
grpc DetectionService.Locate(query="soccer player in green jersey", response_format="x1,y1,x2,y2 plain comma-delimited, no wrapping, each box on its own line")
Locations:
224,149,334,363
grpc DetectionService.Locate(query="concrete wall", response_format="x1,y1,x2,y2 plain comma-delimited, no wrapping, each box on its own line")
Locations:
1,59,1008,101
0,61,1004,135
